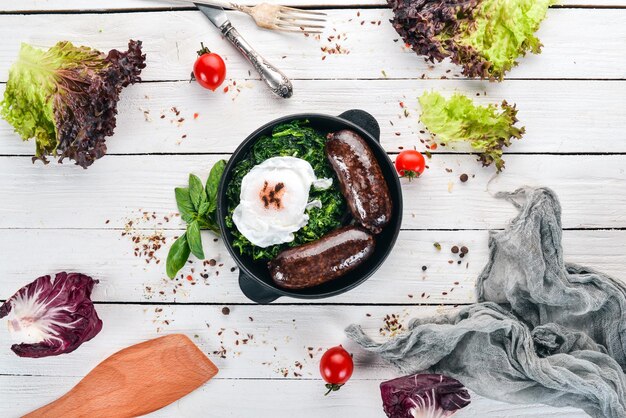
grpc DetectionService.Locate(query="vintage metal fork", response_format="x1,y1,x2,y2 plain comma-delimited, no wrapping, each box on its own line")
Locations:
180,0,326,33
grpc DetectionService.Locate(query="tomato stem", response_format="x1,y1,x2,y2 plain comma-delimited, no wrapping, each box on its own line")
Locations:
197,42,211,56
324,383,344,396
401,170,420,181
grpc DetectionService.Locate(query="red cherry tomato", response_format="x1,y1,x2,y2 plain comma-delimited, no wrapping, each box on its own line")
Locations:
320,345,354,395
395,150,426,179
193,43,226,91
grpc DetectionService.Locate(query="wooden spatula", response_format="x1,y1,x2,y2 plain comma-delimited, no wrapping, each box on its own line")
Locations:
24,334,219,418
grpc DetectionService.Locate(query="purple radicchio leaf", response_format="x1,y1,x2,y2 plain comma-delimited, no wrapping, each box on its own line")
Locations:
0,272,103,358
380,373,471,418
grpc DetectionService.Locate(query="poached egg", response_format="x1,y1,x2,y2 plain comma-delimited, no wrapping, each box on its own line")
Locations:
232,156,332,247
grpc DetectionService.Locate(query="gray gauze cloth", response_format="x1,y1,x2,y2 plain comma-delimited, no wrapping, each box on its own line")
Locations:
346,187,626,418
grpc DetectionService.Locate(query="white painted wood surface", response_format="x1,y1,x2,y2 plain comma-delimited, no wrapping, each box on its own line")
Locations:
1,0,624,11
0,0,621,417
0,9,625,81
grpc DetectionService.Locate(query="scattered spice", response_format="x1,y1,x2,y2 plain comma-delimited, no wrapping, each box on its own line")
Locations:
460,173,469,182
222,306,230,315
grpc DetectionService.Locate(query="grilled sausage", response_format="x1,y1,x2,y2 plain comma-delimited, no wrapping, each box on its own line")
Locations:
325,129,392,234
269,226,375,289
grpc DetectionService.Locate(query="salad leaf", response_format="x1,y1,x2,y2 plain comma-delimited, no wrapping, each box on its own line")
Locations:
388,0,554,80
419,91,525,172
0,272,103,358
0,40,145,168
380,373,471,418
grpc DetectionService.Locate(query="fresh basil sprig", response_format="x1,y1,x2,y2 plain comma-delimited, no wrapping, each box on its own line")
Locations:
166,160,227,279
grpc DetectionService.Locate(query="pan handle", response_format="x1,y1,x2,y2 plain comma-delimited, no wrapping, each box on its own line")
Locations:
238,270,280,304
338,109,380,142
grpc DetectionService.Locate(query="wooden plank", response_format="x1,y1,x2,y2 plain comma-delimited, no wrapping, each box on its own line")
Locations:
1,154,625,230
3,79,625,155
0,0,622,12
0,376,588,418
3,304,399,378
1,229,624,304
0,9,625,81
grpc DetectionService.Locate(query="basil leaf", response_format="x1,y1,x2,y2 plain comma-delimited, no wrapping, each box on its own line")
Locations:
188,174,204,211
206,160,227,211
166,233,191,279
198,200,211,217
175,187,195,223
198,216,220,234
187,221,204,259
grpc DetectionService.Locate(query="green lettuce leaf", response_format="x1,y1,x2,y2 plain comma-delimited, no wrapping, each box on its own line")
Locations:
389,0,554,80
1,40,145,168
418,91,525,172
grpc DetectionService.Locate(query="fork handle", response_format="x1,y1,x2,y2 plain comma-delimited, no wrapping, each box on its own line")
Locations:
221,22,293,98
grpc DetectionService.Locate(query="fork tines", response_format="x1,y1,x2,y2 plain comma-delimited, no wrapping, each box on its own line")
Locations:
275,7,327,33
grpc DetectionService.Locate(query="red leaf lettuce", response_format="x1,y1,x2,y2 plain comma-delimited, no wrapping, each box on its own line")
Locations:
1,40,146,168
388,0,554,80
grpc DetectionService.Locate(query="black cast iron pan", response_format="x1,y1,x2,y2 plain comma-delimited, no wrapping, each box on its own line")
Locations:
217,109,403,304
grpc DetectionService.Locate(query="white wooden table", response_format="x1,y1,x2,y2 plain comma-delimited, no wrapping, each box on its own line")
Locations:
1,0,625,416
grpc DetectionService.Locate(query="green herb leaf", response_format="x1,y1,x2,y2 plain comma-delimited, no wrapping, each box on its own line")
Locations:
166,233,191,279
198,216,220,234
187,221,204,259
175,187,195,223
206,159,227,212
198,200,211,216
188,174,205,211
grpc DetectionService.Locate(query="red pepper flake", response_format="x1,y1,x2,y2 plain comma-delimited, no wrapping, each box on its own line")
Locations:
430,143,438,150
193,112,199,119
223,86,229,93
186,275,193,281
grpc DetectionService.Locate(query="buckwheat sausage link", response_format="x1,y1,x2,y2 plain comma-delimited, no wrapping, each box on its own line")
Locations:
325,129,392,234
269,226,375,289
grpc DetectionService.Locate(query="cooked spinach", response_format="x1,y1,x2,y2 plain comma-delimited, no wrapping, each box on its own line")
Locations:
226,120,346,260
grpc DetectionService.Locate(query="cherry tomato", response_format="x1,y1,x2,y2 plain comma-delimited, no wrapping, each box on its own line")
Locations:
395,150,425,180
193,43,226,91
319,345,354,395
